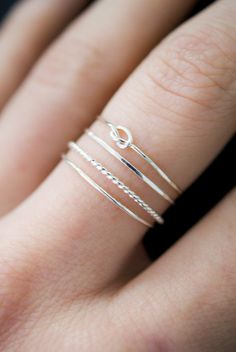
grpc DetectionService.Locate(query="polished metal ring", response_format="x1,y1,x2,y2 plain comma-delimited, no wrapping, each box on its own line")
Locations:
63,119,181,228
87,130,175,204
63,156,153,228
69,142,164,225
103,120,182,195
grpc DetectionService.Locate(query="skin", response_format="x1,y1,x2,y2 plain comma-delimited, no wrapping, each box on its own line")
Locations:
0,0,235,351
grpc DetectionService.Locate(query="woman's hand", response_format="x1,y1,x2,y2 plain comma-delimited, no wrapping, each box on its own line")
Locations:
0,0,235,351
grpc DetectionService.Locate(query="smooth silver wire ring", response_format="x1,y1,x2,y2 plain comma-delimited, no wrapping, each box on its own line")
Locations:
103,120,182,195
63,156,153,228
86,130,175,204
69,142,164,225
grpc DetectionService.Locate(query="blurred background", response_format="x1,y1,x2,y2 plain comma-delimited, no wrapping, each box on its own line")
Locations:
0,0,235,260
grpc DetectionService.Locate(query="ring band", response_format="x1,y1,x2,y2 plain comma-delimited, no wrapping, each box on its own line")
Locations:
63,119,182,228
104,120,182,195
86,130,175,204
63,155,153,228
69,142,164,225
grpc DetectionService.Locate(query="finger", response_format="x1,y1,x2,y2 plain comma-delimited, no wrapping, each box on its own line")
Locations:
0,0,88,110
0,0,196,216
117,189,236,351
1,0,236,293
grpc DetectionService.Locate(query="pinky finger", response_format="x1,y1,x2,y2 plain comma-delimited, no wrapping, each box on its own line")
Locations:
115,188,236,351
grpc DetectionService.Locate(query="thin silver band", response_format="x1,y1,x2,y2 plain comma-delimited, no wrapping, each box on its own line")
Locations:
69,142,164,224
86,130,175,204
104,121,182,195
63,156,153,228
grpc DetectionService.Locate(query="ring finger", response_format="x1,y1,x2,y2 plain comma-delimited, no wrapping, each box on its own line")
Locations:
0,0,196,215
1,0,235,297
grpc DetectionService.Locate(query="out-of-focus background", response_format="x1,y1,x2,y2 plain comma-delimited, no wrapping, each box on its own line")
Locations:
0,0,15,20
0,0,235,260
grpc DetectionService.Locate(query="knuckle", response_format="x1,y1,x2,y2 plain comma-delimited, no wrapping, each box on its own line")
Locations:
146,25,236,121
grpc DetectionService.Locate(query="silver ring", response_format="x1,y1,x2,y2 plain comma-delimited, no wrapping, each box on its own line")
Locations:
68,142,164,225
63,120,181,228
63,156,153,228
86,130,175,204
103,120,182,195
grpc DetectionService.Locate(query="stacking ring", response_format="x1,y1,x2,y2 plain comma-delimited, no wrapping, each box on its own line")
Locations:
103,120,182,195
63,155,153,227
87,130,175,204
68,142,164,225
63,118,182,227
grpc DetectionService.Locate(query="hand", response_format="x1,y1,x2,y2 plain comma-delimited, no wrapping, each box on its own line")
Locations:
0,0,235,351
